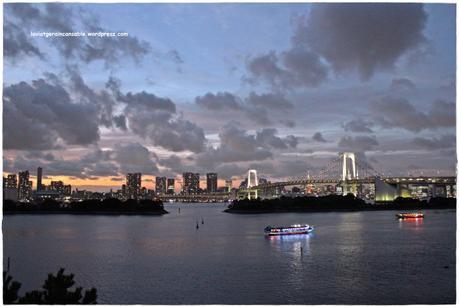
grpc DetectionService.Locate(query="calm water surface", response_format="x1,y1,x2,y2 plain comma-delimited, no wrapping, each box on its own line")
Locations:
3,204,456,304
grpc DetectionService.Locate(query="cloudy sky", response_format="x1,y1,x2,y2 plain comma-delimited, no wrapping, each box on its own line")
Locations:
3,3,456,191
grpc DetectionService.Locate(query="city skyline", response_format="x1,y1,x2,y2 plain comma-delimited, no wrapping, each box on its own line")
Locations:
4,165,233,195
3,3,456,191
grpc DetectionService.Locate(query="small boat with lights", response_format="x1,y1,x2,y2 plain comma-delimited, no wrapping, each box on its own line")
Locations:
264,224,314,236
396,213,424,219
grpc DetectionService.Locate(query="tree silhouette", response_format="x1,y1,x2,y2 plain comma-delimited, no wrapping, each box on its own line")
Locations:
17,290,44,304
39,268,97,304
3,272,21,304
3,268,97,304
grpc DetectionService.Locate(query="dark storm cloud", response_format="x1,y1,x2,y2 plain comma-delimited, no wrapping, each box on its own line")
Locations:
312,132,327,143
4,72,208,154
35,159,88,178
23,151,56,162
241,159,318,179
338,136,379,151
390,78,417,91
124,96,206,152
113,115,127,131
281,47,328,87
5,3,151,66
195,123,299,170
213,163,247,179
342,118,374,133
122,91,176,118
245,47,328,90
108,78,207,153
5,145,164,178
280,119,296,128
247,92,293,109
4,148,120,179
370,96,455,132
67,67,121,129
4,21,44,60
158,155,183,170
113,143,158,174
255,128,298,149
246,52,283,86
195,92,243,110
412,134,455,150
194,91,294,127
3,77,100,150
151,118,207,153
293,4,428,80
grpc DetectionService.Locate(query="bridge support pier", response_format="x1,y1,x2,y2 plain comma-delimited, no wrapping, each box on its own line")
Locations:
247,189,258,200
342,181,359,196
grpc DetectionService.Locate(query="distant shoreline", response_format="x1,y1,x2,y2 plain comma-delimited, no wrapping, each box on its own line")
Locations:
3,210,168,216
224,195,456,214
3,198,169,216
225,206,456,214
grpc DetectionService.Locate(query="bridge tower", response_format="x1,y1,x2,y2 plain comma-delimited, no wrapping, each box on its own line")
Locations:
342,152,358,180
341,152,359,196
247,169,258,188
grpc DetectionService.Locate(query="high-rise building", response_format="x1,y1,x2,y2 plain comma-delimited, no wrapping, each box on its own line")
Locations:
183,172,200,194
37,167,43,191
4,174,17,189
48,181,70,198
167,178,175,194
3,174,18,201
18,171,32,201
155,177,167,195
126,173,141,199
50,181,65,195
206,173,218,193
63,185,72,196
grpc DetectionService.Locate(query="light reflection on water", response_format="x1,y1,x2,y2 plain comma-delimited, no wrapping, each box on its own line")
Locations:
266,233,312,255
398,217,424,229
3,206,455,304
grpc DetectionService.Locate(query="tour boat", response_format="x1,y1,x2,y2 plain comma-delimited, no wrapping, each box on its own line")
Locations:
396,213,424,219
264,224,314,236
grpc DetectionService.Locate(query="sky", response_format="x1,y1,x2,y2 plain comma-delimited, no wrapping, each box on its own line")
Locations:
3,3,456,191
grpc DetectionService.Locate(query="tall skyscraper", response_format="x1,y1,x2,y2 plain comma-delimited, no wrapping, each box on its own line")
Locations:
155,177,167,195
183,172,200,194
18,171,32,201
126,173,142,199
206,173,218,193
37,167,43,191
167,178,175,194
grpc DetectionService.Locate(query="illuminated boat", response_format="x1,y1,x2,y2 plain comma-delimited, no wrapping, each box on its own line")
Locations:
396,213,424,219
264,224,314,236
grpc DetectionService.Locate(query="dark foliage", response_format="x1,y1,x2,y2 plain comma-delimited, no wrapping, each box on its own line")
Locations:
227,194,365,212
3,272,21,304
226,195,456,213
4,268,97,304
